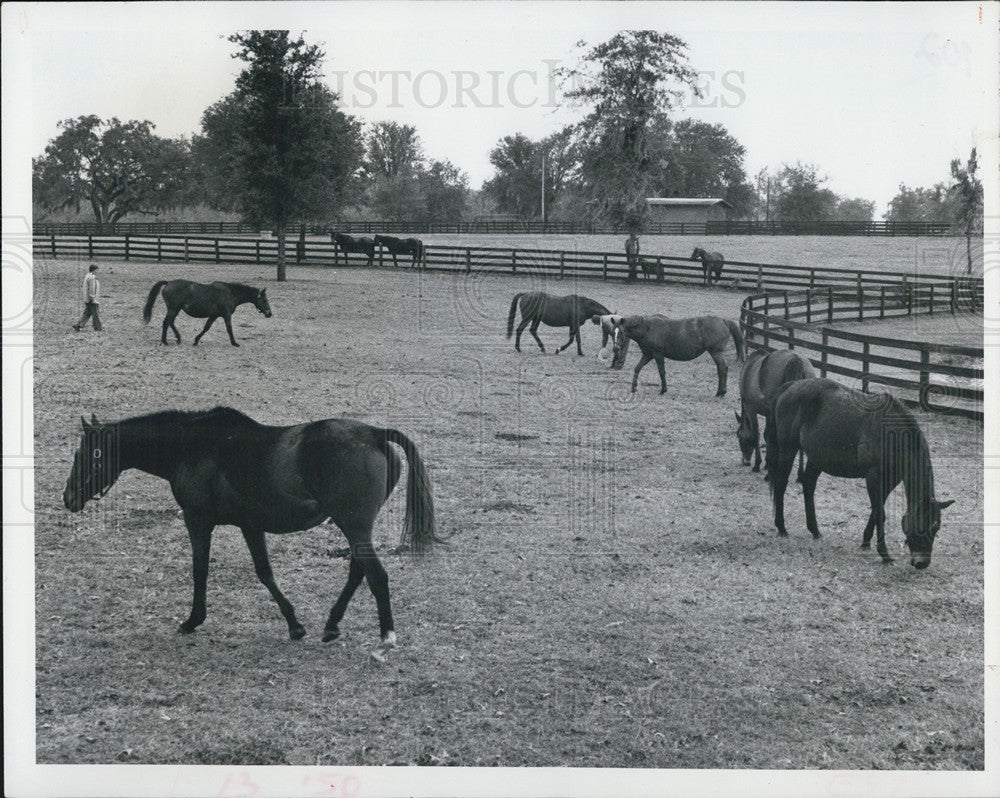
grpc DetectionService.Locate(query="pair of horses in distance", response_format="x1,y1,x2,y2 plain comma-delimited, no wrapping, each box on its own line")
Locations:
333,233,426,268
737,350,953,569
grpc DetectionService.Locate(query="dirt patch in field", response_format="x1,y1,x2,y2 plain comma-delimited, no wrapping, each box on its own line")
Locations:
32,256,984,768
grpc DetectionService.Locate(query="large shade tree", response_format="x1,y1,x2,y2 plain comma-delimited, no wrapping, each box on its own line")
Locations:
950,147,983,274
194,31,363,280
560,30,702,228
33,115,192,225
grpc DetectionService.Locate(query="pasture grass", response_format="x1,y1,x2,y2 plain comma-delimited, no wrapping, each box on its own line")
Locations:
32,256,984,769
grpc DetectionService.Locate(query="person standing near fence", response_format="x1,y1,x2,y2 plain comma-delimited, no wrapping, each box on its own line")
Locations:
625,232,640,282
73,264,102,332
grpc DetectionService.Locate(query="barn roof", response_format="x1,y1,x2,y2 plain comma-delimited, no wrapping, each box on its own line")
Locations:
645,197,734,209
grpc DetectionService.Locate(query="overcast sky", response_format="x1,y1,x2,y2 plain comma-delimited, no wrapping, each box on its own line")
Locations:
14,2,996,215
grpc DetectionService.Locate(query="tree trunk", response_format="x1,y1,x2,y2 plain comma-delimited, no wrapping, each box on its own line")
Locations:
276,221,287,282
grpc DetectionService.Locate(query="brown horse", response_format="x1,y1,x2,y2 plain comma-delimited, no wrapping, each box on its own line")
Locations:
374,234,426,268
691,247,725,285
611,315,745,395
591,314,630,369
766,379,953,568
142,280,271,346
507,292,612,355
63,408,443,655
737,349,816,472
333,233,376,267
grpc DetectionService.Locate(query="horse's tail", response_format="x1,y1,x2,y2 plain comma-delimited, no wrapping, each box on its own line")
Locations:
506,293,523,338
142,281,168,323
725,319,745,362
383,428,443,554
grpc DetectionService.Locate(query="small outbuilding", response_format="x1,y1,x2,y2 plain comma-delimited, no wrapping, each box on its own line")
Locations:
645,198,734,225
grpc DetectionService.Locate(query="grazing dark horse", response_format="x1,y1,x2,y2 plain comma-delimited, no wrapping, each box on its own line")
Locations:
63,408,443,654
691,247,725,285
590,313,630,369
333,233,376,267
507,292,611,355
374,234,426,268
737,349,816,473
766,379,953,568
611,315,745,395
143,280,271,347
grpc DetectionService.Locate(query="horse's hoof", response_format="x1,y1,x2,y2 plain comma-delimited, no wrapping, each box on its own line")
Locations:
322,627,340,642
751,465,761,473
178,621,199,634
860,542,871,550
289,624,306,641
659,389,667,395
379,631,397,650
810,531,822,539
231,342,240,347
776,531,788,538
880,557,895,565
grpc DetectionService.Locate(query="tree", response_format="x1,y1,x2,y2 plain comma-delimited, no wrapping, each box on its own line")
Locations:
416,159,468,223
365,121,422,179
950,148,983,274
883,183,957,223
834,197,875,222
196,31,363,280
482,127,578,222
560,31,701,228
650,119,754,217
770,163,839,222
33,115,193,225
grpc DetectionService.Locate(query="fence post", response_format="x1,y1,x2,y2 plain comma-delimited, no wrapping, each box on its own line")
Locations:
805,289,812,325
215,238,220,264
788,326,795,350
919,347,930,408
929,284,935,315
603,254,608,281
783,290,789,320
950,279,958,313
124,234,130,261
820,329,828,377
559,251,565,279
256,240,261,265
757,265,763,291
827,286,833,322
512,250,517,275
879,286,885,318
904,275,912,315
184,238,189,262
763,295,770,348
862,342,870,393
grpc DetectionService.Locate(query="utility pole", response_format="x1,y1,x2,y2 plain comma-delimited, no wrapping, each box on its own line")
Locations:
541,150,546,230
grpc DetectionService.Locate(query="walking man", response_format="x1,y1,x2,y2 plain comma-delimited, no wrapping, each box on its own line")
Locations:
73,264,102,331
625,232,640,282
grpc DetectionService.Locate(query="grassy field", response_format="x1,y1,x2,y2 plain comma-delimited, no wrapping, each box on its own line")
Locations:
32,255,984,769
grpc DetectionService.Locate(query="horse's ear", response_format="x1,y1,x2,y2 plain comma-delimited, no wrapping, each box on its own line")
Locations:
81,415,90,430
936,499,955,510
735,411,741,424
91,413,99,425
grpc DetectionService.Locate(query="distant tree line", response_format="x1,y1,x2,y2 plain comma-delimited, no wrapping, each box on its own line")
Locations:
33,29,984,273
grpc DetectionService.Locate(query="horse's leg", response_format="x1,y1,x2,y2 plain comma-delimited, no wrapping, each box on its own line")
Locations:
240,527,305,640
193,316,217,346
800,460,823,538
771,453,796,538
221,311,240,347
345,536,395,650
575,325,584,356
655,355,667,394
529,321,545,352
162,309,180,345
323,556,365,642
865,476,892,563
556,325,577,354
514,317,530,352
709,349,728,396
752,414,762,472
631,353,652,393
860,512,877,550
179,515,213,633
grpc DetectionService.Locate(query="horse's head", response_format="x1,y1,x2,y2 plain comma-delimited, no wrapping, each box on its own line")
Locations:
691,248,701,260
735,411,755,466
611,318,631,356
255,288,272,318
64,415,121,512
902,498,954,569
374,235,384,245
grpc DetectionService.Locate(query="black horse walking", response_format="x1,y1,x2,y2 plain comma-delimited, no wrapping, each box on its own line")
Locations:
766,379,953,568
736,348,816,472
143,280,271,346
333,233,376,267
507,292,612,355
63,408,443,654
611,314,744,395
374,234,426,268
691,247,725,285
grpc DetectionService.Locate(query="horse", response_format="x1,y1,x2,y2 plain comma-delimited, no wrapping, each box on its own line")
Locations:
374,234,426,268
611,315,745,395
765,378,953,568
333,233,376,267
625,234,641,281
691,247,725,286
736,349,816,474
142,280,272,347
590,314,630,369
506,292,611,355
62,407,443,655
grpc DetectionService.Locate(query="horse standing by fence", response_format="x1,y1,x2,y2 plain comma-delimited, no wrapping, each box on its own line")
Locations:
63,408,444,656
333,233,376,267
374,234,426,268
691,247,725,285
611,315,745,395
737,348,816,473
765,378,953,568
142,280,271,346
507,292,612,355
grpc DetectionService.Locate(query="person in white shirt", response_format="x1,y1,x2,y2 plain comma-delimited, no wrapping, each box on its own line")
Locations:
73,264,102,331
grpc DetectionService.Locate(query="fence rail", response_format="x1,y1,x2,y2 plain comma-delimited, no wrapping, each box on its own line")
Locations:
33,218,958,237
739,290,983,420
35,232,983,420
